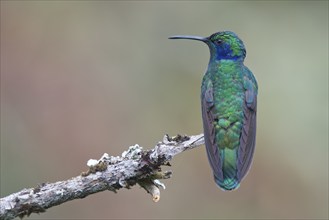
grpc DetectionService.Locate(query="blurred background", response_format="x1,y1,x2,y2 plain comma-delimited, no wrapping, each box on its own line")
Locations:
1,1,328,219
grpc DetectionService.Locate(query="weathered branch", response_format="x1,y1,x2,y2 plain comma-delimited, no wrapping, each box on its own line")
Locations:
0,134,204,220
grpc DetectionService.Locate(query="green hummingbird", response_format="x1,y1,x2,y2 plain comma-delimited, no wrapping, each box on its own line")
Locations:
169,31,258,191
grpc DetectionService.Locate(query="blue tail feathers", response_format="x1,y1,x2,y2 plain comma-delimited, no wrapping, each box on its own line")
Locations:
214,175,240,191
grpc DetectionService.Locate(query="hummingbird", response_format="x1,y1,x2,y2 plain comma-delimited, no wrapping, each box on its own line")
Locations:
169,31,258,191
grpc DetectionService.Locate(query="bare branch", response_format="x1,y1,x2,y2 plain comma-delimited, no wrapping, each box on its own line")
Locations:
0,134,204,220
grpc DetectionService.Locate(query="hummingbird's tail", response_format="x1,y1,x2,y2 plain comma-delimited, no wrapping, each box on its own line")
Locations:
214,175,240,191
214,148,240,191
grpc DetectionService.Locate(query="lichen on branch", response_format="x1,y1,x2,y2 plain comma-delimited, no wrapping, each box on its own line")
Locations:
0,134,204,220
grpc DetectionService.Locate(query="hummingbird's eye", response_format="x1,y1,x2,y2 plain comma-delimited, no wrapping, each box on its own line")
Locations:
215,39,223,45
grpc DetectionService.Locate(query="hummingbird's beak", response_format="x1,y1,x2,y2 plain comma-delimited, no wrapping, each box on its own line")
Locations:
169,35,208,43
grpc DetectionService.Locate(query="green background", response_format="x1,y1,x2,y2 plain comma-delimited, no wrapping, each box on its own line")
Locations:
1,1,328,219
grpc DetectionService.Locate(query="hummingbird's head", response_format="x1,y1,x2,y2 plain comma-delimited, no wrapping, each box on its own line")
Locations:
169,31,246,62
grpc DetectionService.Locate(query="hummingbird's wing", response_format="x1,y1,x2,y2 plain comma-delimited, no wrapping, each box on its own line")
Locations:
237,70,258,181
201,79,223,179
